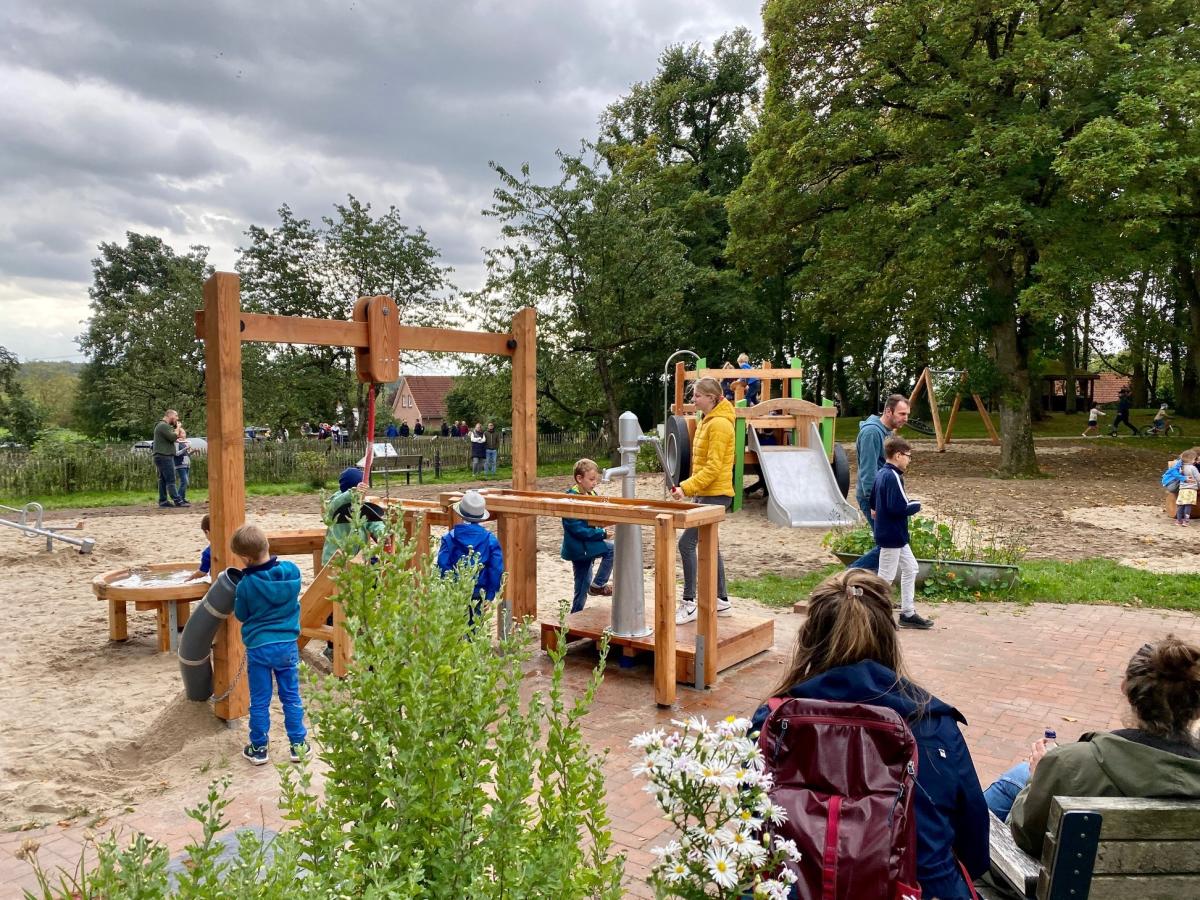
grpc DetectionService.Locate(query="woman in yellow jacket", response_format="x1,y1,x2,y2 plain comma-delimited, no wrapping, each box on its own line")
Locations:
670,376,735,624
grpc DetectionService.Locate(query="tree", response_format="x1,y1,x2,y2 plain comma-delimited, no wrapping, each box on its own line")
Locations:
75,234,212,439
470,150,696,451
734,0,1185,474
0,346,45,443
237,197,455,436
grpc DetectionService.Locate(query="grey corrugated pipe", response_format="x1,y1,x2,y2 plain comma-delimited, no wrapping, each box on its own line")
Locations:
179,568,243,701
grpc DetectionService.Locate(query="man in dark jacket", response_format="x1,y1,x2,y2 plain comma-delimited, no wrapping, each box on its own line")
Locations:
152,409,187,508
484,422,500,475
752,660,990,900
1109,387,1138,435
850,394,909,570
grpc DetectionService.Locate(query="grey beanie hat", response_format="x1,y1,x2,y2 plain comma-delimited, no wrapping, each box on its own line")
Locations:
453,489,489,522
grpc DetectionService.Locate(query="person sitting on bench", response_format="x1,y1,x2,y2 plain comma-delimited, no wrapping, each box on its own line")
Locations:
984,634,1200,856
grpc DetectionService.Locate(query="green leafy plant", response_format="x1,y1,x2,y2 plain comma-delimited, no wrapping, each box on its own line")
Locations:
823,515,1024,566
295,450,328,489
23,519,623,898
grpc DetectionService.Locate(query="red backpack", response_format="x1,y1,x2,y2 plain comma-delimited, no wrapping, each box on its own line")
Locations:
758,697,922,900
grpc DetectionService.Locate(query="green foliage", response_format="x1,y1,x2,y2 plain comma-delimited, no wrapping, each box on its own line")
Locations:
22,524,623,898
0,346,47,445
17,361,81,429
823,516,1025,566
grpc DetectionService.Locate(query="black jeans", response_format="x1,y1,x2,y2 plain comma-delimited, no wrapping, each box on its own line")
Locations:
1111,411,1137,435
154,454,180,504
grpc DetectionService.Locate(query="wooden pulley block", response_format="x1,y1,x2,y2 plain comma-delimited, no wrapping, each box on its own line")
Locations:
353,295,400,383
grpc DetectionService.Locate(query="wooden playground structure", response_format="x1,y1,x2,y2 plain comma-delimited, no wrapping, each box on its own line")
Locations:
907,366,999,452
193,272,767,717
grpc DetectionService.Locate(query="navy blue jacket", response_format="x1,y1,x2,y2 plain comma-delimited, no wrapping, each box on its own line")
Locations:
752,661,990,900
870,462,921,548
234,557,302,649
437,522,504,602
560,485,610,562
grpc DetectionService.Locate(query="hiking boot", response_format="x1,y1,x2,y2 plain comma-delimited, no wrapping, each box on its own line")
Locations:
717,598,732,617
588,584,613,597
899,612,934,630
675,600,697,625
242,744,269,765
289,742,310,763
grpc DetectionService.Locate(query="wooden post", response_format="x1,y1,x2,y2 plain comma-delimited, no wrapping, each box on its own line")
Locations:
976,394,1000,445
509,308,538,624
732,399,746,513
696,523,719,688
653,513,677,707
789,358,804,448
925,370,946,451
332,599,352,678
945,392,964,446
495,512,511,641
202,273,249,720
673,361,686,415
108,600,127,641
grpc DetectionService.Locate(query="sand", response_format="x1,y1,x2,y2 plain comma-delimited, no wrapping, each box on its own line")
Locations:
1,442,1195,829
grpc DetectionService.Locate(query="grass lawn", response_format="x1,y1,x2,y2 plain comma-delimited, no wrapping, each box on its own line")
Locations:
888,407,1199,444
0,461,579,511
730,558,1200,613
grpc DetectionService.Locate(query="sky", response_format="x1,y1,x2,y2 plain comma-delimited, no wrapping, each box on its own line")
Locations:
0,0,761,365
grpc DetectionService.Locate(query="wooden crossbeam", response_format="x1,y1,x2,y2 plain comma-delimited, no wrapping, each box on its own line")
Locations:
436,489,725,528
194,311,516,357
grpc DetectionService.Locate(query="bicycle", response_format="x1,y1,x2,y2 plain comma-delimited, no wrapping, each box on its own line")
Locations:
1138,420,1185,438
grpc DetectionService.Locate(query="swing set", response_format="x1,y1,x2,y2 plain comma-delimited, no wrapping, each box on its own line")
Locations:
907,367,999,452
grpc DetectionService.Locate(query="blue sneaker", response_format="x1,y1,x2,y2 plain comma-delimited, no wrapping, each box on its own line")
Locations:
242,744,269,765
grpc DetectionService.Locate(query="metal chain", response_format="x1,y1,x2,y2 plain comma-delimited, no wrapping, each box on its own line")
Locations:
208,651,248,705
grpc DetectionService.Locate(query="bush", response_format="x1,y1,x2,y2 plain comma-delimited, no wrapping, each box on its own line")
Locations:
823,515,1025,566
295,450,329,489
21,519,624,898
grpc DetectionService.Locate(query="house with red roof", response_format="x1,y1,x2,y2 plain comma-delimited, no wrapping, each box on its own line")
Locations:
391,375,457,431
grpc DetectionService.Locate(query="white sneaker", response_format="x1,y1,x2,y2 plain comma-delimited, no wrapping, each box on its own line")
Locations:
717,598,732,617
675,600,697,624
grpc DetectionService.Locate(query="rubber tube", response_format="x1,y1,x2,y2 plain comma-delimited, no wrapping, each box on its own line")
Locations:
178,568,243,701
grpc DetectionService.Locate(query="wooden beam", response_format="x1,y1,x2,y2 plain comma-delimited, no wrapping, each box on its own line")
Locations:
509,307,538,622
976,394,1000,445
945,392,963,446
653,513,677,707
436,490,725,528
202,272,249,720
685,367,808,382
926,370,946,452
194,310,516,357
696,523,719,688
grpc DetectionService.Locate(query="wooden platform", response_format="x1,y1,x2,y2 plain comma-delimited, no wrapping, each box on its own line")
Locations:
540,604,775,690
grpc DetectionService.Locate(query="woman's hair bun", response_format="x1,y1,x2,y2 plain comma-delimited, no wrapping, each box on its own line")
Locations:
1148,635,1200,681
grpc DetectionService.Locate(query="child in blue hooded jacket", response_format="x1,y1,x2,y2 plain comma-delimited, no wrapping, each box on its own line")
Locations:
437,490,504,623
561,458,614,613
231,523,307,766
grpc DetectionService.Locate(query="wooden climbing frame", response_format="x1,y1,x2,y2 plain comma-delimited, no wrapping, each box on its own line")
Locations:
908,367,999,452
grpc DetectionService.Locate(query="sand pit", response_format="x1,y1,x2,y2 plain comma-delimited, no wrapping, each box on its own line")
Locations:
0,444,1192,829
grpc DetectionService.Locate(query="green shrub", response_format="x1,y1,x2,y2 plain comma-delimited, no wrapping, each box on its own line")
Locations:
22,520,623,898
296,450,328,489
823,515,1025,566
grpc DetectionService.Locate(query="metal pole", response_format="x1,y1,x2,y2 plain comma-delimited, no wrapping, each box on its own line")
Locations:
603,412,652,639
0,517,95,553
662,350,699,429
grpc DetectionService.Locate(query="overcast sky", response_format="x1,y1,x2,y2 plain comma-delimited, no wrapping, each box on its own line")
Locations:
0,0,760,364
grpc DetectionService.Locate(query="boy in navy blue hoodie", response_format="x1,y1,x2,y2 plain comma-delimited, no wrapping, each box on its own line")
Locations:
231,523,307,765
871,436,933,629
437,490,504,624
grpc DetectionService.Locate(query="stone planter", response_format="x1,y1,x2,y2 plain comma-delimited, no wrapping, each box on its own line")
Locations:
832,552,1019,590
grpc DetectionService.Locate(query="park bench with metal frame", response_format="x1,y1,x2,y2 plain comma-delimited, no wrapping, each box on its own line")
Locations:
984,796,1200,899
368,452,424,486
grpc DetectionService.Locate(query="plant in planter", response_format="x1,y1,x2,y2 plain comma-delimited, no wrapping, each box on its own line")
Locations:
823,514,1024,596
22,520,623,899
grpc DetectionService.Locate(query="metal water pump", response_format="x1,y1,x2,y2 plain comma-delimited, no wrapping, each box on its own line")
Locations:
601,411,654,639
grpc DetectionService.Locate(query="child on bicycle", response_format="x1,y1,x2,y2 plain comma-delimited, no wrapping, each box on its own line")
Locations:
1150,404,1171,435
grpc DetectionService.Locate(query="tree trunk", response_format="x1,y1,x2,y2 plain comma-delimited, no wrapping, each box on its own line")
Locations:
986,252,1039,476
595,353,622,463
1176,254,1200,417
1061,315,1078,415
1128,271,1150,407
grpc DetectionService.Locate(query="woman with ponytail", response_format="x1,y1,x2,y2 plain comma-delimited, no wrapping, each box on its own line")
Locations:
1001,635,1200,856
751,569,990,899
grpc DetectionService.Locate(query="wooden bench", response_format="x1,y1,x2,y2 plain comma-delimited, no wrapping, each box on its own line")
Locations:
369,453,424,486
985,796,1200,899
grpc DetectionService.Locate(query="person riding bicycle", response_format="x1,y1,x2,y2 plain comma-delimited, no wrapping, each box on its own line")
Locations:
1149,404,1171,435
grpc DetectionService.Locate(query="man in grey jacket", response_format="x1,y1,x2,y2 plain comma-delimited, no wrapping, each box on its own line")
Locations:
850,394,909,570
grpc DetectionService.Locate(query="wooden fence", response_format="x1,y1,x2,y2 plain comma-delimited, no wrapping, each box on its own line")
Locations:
0,432,607,497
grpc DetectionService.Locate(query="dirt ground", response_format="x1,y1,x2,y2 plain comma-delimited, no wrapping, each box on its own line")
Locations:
0,437,1193,829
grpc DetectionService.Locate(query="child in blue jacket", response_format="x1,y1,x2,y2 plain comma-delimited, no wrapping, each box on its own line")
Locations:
870,436,932,629
561,458,614,613
437,490,504,622
231,523,307,765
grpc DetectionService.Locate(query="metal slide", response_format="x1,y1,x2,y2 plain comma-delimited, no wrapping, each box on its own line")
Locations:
747,422,861,528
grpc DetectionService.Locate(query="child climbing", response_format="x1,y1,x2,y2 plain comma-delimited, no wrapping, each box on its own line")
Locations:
737,353,761,405
320,467,387,658
561,458,614,613
437,490,504,624
871,436,933,630
1082,405,1105,437
230,523,307,766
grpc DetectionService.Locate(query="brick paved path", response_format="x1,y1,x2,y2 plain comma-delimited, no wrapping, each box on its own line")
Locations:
3,602,1197,896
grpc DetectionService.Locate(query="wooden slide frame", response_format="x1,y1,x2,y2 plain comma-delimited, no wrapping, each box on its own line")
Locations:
194,273,537,720
908,367,999,452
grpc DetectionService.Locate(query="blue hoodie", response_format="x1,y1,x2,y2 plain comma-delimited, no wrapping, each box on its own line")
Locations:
751,661,990,900
870,461,921,548
233,557,303,649
855,414,892,501
437,522,504,602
